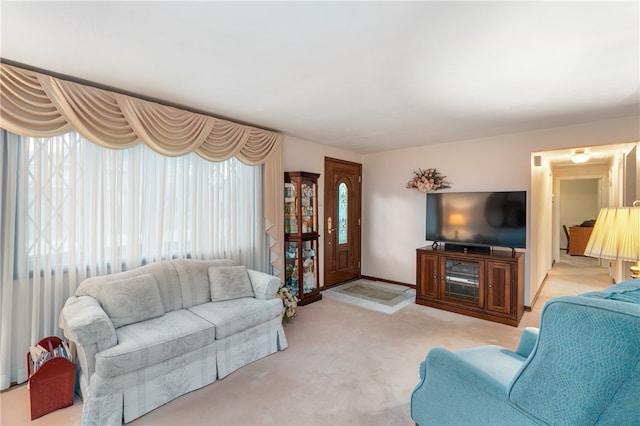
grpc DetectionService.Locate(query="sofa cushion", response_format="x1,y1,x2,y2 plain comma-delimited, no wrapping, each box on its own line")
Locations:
189,298,282,339
209,266,255,301
247,269,280,300
173,258,236,308
95,309,216,378
75,261,183,313
99,274,165,328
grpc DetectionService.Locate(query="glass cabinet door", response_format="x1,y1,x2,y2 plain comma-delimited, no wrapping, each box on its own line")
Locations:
284,241,299,297
284,239,319,298
300,179,316,234
284,172,318,237
301,239,318,295
284,182,298,234
441,258,484,308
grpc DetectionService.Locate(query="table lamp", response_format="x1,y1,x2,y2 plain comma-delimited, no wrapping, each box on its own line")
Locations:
583,201,640,279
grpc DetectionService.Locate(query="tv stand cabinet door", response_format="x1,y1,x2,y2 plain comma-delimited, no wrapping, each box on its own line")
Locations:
486,261,512,315
439,257,484,308
417,252,439,299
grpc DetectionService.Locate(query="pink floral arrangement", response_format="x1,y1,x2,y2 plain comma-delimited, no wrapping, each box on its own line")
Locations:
276,285,298,323
406,168,452,193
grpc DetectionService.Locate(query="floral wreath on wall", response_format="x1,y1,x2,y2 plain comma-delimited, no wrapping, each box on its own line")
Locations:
406,168,452,193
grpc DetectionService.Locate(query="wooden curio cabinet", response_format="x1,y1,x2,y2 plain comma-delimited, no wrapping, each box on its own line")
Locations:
416,246,524,326
284,172,322,305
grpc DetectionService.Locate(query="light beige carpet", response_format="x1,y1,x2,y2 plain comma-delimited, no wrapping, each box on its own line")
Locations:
0,262,611,426
323,279,416,313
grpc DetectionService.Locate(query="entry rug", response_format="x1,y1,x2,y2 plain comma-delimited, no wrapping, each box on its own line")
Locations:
324,279,415,314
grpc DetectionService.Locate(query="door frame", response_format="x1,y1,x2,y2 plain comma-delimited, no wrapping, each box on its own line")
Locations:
323,157,362,288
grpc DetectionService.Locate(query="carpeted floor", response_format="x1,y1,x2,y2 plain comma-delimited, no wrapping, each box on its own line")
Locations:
323,279,416,313
0,260,611,426
559,251,602,267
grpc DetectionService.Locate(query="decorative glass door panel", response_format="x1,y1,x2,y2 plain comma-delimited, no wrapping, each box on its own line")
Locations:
338,182,348,244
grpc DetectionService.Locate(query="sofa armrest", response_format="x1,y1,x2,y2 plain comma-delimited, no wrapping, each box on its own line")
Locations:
59,296,117,349
411,347,538,425
515,327,539,358
247,269,280,300
411,348,506,424
422,347,509,398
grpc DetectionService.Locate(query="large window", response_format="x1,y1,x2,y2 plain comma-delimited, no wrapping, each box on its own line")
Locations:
11,131,265,277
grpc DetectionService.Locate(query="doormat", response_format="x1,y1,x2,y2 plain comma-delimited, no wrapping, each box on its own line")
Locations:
323,280,415,314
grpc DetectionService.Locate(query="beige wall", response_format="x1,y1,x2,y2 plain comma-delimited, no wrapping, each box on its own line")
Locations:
282,116,640,304
282,135,363,285
554,164,610,258
529,151,554,305
559,179,600,234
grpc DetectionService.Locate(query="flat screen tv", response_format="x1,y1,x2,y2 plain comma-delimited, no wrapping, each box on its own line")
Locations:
426,191,527,249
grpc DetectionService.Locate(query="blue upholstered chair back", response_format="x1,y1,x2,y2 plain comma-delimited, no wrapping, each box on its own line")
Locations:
509,279,640,424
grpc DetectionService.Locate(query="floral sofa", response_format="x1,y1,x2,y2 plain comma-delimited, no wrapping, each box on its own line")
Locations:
410,278,640,425
59,259,287,425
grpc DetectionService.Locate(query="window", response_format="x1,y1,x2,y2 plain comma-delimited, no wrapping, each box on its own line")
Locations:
8,131,265,278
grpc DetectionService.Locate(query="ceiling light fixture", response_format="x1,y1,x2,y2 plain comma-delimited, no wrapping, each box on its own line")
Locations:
571,149,591,164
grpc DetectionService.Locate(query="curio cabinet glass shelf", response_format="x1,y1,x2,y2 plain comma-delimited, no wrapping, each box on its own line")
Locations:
284,172,322,305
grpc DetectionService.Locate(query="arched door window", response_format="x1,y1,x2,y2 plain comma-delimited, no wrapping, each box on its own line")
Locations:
338,182,348,244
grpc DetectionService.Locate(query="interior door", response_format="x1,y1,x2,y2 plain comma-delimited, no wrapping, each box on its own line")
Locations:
324,157,361,287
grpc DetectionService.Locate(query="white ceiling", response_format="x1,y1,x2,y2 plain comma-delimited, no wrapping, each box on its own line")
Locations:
1,1,639,155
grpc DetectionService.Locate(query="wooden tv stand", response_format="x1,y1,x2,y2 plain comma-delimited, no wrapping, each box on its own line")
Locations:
416,246,524,326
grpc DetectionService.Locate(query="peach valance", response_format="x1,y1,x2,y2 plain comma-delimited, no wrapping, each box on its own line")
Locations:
0,62,284,277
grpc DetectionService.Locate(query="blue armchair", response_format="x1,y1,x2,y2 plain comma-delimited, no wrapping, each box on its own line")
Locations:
410,279,640,425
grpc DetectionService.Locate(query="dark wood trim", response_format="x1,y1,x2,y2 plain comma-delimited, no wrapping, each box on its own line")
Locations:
324,156,362,168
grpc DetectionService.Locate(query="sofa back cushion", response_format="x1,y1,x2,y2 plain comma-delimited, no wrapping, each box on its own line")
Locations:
99,274,165,328
173,258,236,308
75,261,183,312
209,265,255,301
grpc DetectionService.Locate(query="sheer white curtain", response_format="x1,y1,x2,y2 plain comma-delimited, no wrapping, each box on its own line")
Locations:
0,130,266,390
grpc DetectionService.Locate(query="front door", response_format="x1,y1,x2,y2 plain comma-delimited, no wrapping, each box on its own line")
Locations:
324,157,361,287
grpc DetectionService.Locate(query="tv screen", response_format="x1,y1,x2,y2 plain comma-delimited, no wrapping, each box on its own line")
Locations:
426,191,527,249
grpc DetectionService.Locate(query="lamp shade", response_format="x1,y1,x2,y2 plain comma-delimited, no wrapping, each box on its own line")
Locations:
583,206,640,261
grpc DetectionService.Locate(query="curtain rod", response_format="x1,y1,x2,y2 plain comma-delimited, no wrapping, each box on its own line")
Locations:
0,57,280,134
